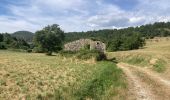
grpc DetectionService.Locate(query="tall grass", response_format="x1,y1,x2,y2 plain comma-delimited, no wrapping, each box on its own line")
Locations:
0,50,127,100
74,62,127,100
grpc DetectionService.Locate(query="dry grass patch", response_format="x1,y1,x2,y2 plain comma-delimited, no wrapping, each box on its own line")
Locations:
0,50,127,100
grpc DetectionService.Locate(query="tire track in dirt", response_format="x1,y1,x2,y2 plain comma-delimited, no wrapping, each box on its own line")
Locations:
119,62,170,100
117,63,155,100
122,63,170,87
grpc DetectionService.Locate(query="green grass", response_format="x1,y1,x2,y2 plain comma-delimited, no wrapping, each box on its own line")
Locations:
153,59,166,73
74,62,126,100
0,50,127,100
125,54,151,67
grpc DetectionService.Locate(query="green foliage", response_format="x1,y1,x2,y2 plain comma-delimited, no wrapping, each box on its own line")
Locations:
1,22,170,52
107,37,122,51
11,39,30,50
33,24,65,55
0,34,3,42
0,43,6,49
95,52,107,61
83,44,90,50
0,33,30,50
76,50,99,60
60,50,107,61
32,46,44,53
120,33,145,50
64,22,170,51
107,33,145,51
27,49,32,53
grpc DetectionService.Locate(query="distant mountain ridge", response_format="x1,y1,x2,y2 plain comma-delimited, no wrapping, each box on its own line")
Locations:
12,31,34,43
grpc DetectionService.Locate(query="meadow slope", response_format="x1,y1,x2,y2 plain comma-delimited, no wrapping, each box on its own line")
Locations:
108,37,170,78
0,50,127,100
108,37,170,99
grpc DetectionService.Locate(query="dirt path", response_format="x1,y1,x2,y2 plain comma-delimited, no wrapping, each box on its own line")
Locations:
118,62,170,100
117,63,154,100
121,63,170,86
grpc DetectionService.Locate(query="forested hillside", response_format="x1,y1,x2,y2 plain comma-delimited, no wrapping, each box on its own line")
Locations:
65,22,170,43
64,22,170,51
1,22,170,52
12,31,34,43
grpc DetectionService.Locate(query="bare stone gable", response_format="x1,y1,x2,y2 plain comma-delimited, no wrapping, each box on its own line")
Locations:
64,39,106,52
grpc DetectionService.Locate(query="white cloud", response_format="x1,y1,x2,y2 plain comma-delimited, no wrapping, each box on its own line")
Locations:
1,0,170,33
2,0,91,32
0,16,39,33
87,0,170,29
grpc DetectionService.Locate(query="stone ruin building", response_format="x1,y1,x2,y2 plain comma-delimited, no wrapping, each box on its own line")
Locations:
64,39,106,52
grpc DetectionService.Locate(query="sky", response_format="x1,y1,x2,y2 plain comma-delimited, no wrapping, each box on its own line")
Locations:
0,0,170,33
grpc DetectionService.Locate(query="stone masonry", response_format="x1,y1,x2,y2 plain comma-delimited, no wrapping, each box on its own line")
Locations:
64,39,106,52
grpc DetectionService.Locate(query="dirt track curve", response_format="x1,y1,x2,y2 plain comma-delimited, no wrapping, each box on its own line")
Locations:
117,62,170,100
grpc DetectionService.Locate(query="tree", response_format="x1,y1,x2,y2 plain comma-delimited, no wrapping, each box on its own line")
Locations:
33,24,65,55
120,33,145,50
0,34,5,49
107,37,122,51
0,34,3,42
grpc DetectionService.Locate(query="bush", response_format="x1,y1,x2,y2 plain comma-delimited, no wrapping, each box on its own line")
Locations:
106,33,145,51
76,50,107,61
27,49,32,53
96,52,107,61
0,42,6,49
33,24,65,55
32,47,44,53
60,50,107,61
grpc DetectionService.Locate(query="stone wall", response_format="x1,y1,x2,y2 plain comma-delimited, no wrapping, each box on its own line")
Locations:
64,39,106,52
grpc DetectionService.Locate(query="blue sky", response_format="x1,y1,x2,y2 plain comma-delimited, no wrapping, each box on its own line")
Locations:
0,0,170,33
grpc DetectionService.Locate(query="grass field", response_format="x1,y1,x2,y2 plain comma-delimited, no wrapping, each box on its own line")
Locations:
107,37,170,77
0,50,127,100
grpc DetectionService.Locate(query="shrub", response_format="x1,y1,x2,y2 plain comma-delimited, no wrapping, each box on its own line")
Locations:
32,47,44,53
96,52,107,61
76,50,106,61
0,43,6,49
60,50,107,61
27,49,32,53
